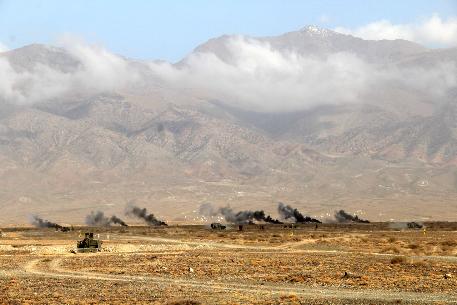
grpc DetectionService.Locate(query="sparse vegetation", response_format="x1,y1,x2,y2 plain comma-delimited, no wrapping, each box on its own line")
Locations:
167,300,201,305
0,224,457,304
390,256,408,264
388,237,398,243
381,245,401,254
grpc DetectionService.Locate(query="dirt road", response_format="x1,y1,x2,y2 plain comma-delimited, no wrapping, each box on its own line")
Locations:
2,254,450,304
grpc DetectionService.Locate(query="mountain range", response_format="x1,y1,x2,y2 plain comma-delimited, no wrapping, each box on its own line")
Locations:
0,26,456,224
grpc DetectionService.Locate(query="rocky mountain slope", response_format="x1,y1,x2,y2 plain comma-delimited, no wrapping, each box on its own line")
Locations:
0,27,456,224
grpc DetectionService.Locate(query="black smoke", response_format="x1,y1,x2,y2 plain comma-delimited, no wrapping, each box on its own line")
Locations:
31,215,63,229
334,210,369,223
85,211,128,227
125,205,167,226
110,215,128,226
277,202,321,223
199,203,282,224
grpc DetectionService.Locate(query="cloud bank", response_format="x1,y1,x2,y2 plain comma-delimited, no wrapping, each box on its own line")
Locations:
335,15,457,47
0,30,456,112
0,39,140,105
151,37,373,111
149,36,456,111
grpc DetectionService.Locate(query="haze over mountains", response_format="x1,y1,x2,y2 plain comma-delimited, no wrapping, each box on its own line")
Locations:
0,26,456,224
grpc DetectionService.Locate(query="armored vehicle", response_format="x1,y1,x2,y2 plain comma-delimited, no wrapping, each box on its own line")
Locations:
407,222,423,229
76,232,102,252
210,223,226,230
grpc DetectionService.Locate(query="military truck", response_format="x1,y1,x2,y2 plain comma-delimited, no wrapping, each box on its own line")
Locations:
210,223,226,230
76,232,102,252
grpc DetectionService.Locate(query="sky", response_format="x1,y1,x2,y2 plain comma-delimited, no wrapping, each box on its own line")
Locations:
0,0,456,62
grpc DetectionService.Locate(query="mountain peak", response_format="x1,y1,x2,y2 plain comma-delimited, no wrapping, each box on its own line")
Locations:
4,43,61,55
299,25,336,37
2,43,80,73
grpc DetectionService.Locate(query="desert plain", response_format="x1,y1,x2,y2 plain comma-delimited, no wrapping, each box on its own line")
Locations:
0,223,457,304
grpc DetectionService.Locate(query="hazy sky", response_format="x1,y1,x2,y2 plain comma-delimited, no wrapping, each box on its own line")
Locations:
0,0,456,61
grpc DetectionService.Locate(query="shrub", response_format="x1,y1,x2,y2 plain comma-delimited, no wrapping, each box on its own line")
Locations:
407,243,420,249
167,300,201,305
381,246,401,254
441,240,457,247
390,256,407,264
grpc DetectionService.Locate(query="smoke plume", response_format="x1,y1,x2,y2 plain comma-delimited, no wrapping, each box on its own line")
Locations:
334,210,370,223
277,202,321,223
219,206,283,224
109,215,128,226
198,203,282,224
85,211,128,226
125,204,167,226
31,215,63,229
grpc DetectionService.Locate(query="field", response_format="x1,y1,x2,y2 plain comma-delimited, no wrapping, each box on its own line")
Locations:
1,223,457,304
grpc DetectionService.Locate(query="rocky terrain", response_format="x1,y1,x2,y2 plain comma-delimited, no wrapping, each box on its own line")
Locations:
1,224,457,304
0,26,456,224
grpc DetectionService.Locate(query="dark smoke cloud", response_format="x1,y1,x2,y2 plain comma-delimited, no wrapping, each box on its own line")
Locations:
110,215,128,226
31,215,63,229
199,203,282,224
85,211,128,227
277,202,321,223
125,204,167,226
334,210,369,223
219,206,283,225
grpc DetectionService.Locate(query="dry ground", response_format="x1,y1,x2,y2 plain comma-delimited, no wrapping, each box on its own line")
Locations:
0,223,457,304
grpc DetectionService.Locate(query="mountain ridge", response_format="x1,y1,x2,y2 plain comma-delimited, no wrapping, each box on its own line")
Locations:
0,27,457,224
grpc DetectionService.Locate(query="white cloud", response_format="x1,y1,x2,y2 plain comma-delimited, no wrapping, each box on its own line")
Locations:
149,36,456,112
150,37,372,111
0,35,455,112
0,37,140,105
0,42,8,52
60,37,141,93
335,14,457,47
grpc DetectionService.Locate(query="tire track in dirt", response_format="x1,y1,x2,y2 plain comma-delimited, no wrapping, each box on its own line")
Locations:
120,235,457,263
17,257,457,304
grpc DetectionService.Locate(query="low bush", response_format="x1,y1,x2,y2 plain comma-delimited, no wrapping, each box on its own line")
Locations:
390,256,407,264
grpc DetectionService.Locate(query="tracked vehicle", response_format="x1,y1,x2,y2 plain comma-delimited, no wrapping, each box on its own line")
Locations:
76,232,102,252
407,222,423,229
210,223,226,230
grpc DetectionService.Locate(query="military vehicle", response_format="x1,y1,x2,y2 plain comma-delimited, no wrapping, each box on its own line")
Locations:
407,222,423,229
210,223,226,230
76,232,102,252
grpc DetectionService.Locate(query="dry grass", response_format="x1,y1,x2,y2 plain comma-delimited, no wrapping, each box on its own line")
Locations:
167,300,201,305
381,245,402,254
1,223,457,304
441,240,457,247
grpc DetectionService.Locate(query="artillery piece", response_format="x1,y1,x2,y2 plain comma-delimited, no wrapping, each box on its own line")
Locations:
76,232,102,252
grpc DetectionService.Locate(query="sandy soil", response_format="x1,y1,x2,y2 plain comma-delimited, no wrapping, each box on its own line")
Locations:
0,223,456,304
